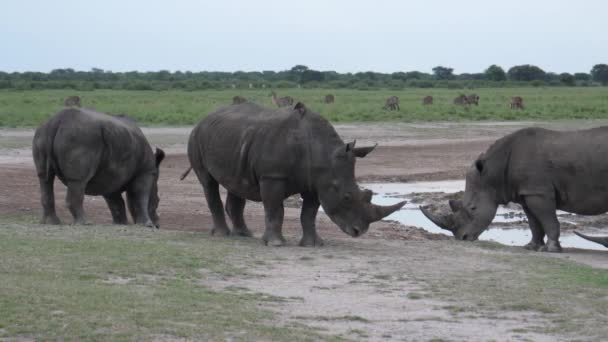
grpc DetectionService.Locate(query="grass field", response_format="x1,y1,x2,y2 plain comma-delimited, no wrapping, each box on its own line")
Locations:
1,87,608,127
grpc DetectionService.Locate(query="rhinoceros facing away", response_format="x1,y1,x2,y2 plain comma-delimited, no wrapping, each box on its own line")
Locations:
185,102,405,247
33,108,165,227
421,127,608,252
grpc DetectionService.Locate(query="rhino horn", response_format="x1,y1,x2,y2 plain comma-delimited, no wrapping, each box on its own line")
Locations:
574,231,608,248
364,201,406,223
420,205,456,232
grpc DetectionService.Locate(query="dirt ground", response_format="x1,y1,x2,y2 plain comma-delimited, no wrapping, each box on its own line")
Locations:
1,121,607,341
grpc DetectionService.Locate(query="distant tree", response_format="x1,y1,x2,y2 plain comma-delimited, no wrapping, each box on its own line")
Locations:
559,73,575,86
404,71,429,80
432,66,454,80
507,64,546,81
591,64,608,85
391,72,408,81
484,65,506,81
573,72,591,81
300,69,324,83
289,65,309,82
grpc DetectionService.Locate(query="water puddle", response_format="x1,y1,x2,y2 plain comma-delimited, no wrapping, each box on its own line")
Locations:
362,181,606,251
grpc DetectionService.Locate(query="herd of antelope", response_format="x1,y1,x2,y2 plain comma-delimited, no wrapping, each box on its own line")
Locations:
246,92,526,111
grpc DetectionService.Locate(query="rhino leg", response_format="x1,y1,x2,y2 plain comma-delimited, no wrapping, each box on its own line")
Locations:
128,174,156,228
65,181,89,225
38,174,61,225
524,196,562,253
103,192,128,225
522,206,546,251
260,179,287,247
225,192,253,237
196,171,230,236
299,192,323,247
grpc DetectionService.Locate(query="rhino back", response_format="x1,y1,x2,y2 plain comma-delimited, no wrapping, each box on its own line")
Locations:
45,108,154,195
506,127,608,213
189,103,342,200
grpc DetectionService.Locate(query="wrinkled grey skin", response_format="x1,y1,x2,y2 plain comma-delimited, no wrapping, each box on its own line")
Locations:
324,94,335,104
510,96,524,110
453,94,469,105
383,96,400,111
64,96,81,107
467,94,480,106
271,91,294,107
33,108,165,227
422,95,433,105
421,127,608,252
232,95,247,105
186,102,405,247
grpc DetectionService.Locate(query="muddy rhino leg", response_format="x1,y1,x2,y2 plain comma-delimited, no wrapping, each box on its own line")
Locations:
225,192,252,237
65,181,89,225
524,195,562,253
299,192,323,247
522,205,546,251
38,175,61,225
103,192,128,225
194,169,230,236
260,179,286,247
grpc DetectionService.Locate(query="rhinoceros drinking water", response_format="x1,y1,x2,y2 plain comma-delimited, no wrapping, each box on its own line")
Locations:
184,102,405,246
421,127,608,252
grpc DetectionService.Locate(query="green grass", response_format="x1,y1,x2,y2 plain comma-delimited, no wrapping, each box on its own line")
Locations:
0,217,331,341
1,87,608,127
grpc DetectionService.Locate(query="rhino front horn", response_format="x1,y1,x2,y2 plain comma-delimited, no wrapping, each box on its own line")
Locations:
364,201,406,222
419,205,456,232
574,231,608,248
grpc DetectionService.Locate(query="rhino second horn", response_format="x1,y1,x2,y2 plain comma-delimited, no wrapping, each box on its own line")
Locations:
574,231,608,248
364,201,406,222
419,205,456,232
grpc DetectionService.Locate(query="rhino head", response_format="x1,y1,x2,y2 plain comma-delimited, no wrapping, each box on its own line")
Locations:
420,159,498,240
317,141,406,237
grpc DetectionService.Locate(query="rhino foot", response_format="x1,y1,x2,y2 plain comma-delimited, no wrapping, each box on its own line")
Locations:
262,231,286,247
231,228,253,238
299,234,324,247
41,215,61,225
211,227,231,236
524,241,545,251
72,218,91,226
539,240,562,253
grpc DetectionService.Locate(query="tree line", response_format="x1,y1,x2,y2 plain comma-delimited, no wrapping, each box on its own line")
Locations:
1,64,607,91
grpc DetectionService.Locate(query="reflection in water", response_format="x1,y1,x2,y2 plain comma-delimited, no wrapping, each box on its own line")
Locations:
363,181,605,251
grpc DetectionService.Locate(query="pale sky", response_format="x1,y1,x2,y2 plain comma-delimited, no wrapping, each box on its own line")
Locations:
2,0,606,74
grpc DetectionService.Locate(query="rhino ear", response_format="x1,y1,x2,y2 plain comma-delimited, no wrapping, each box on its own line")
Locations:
345,140,356,153
353,143,378,158
155,148,165,167
475,159,485,173
294,102,306,116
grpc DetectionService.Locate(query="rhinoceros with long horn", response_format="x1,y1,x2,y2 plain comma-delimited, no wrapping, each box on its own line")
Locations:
420,127,608,252
184,102,405,247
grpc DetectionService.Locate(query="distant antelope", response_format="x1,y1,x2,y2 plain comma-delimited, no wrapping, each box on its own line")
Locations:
324,94,335,104
467,94,480,106
271,91,294,107
232,95,247,104
453,94,469,105
422,95,433,105
383,96,400,111
510,96,524,110
64,96,81,107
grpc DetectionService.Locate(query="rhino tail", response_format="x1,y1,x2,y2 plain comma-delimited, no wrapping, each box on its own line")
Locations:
573,231,608,248
180,166,192,181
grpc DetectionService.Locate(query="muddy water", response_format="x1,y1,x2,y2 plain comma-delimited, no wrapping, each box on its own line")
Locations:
363,181,606,251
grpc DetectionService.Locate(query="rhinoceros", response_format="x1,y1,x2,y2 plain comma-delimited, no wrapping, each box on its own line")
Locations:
420,127,608,252
33,108,165,227
184,102,405,247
